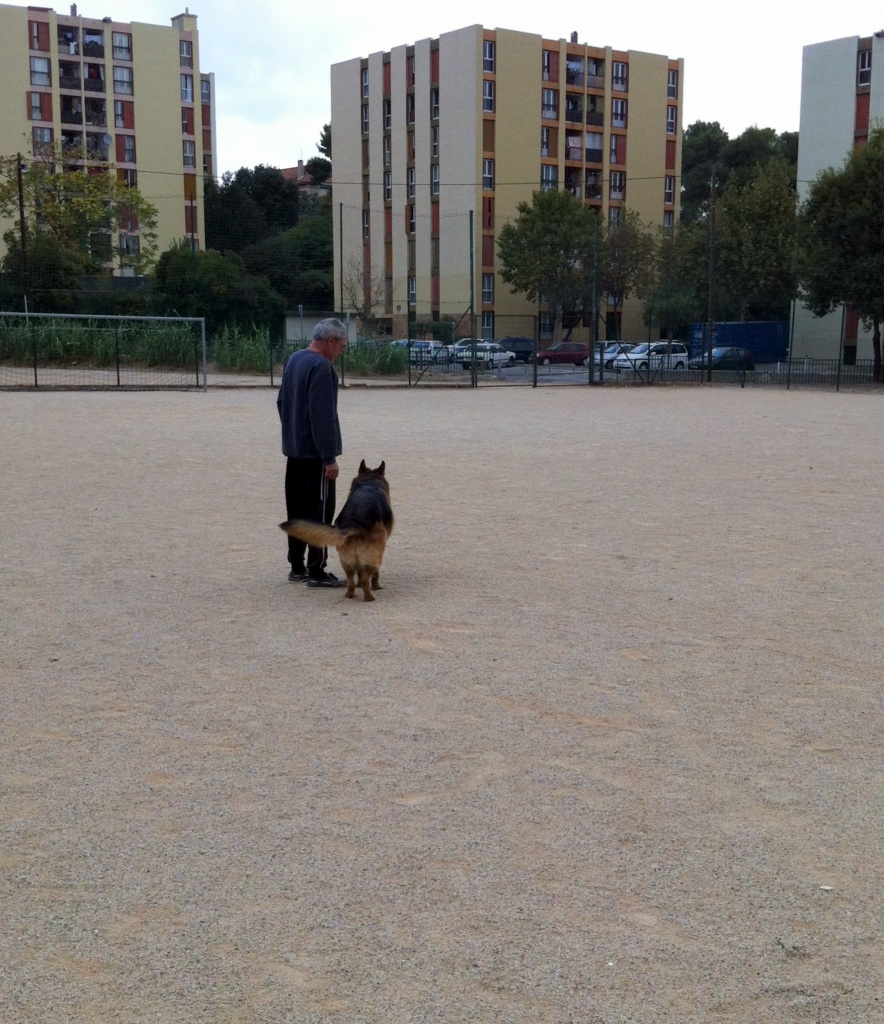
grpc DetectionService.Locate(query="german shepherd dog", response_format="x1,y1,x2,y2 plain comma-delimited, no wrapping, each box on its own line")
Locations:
279,461,394,601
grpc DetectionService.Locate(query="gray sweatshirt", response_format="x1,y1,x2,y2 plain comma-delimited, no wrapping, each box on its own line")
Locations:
277,349,342,463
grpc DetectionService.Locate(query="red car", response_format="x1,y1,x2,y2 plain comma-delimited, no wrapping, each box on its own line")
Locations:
536,342,590,365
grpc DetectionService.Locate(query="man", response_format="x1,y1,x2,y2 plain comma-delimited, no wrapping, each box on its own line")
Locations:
277,318,347,587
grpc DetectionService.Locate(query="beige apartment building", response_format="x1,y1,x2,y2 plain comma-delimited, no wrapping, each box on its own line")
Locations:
0,2,215,265
331,25,682,340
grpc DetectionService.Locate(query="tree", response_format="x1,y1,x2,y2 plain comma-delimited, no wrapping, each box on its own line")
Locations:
680,121,730,223
641,223,706,341
304,156,331,186
317,123,331,160
0,227,86,312
799,127,884,381
0,145,159,284
204,165,299,252
241,215,333,311
497,188,597,343
599,210,657,339
341,255,385,336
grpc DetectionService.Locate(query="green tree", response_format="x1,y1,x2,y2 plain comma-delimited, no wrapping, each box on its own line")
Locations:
317,123,331,159
497,188,597,343
680,121,730,223
799,127,884,381
204,165,299,252
241,214,333,311
304,156,331,186
0,145,158,281
642,223,706,341
599,210,657,339
0,228,86,312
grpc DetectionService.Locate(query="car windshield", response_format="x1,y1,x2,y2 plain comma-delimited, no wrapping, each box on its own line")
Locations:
626,344,649,355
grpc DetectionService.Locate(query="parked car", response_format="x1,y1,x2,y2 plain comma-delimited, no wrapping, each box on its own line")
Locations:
612,341,689,372
688,346,756,371
592,342,637,369
495,336,536,363
439,339,480,360
536,342,591,365
408,340,445,363
461,342,517,369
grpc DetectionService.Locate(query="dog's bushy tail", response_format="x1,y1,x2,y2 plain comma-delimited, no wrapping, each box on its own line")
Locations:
279,519,348,548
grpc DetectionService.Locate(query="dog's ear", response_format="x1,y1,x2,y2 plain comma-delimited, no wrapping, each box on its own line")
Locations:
377,461,385,475
358,459,367,473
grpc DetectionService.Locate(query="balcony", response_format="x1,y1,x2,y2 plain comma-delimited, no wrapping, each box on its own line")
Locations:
85,102,107,127
585,148,603,164
84,67,105,93
586,75,604,90
60,109,83,125
59,73,81,90
82,32,104,59
585,176,602,201
58,29,79,55
586,110,604,127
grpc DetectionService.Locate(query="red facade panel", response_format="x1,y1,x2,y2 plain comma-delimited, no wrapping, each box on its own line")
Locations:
855,91,870,134
665,139,676,170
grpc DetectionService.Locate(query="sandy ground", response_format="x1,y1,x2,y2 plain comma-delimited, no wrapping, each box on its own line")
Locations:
1,385,883,1024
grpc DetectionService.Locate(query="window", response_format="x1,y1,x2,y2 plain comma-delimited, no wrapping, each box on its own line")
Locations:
384,171,392,200
362,209,370,239
30,92,42,120
30,56,50,86
483,196,494,229
609,207,623,226
483,39,495,73
565,94,583,123
482,158,494,190
664,175,674,204
610,134,625,164
119,168,137,187
113,66,133,95
542,49,558,81
612,98,627,128
112,32,132,60
586,131,603,163
119,233,140,256
183,139,195,167
407,56,415,87
482,312,494,339
483,80,494,113
182,107,195,134
539,312,554,339
383,136,391,166
585,169,601,200
361,104,369,132
408,275,416,304
361,67,369,98
431,164,440,195
201,78,211,103
541,164,558,190
666,106,677,134
180,40,193,68
667,69,678,98
431,126,439,158
587,57,604,84
124,135,136,162
32,126,52,153
610,170,625,200
407,167,416,199
406,94,415,124
612,61,627,91
383,99,391,129
482,273,493,304
430,88,439,119
542,89,558,119
541,127,551,157
180,74,193,102
114,100,134,129
663,210,674,228
858,50,872,86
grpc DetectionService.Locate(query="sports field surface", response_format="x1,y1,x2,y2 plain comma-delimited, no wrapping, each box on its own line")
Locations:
2,386,882,1023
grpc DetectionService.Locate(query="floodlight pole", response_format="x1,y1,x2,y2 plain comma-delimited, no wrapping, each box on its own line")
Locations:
17,153,29,312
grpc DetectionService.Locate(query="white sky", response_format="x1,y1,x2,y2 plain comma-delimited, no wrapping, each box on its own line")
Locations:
9,0,884,174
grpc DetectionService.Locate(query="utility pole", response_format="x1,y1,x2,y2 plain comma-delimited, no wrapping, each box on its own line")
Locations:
17,153,29,311
705,167,716,382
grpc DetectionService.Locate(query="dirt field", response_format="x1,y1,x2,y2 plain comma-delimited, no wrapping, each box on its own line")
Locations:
2,385,882,1024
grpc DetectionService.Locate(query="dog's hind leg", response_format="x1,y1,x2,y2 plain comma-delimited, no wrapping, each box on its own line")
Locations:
358,566,376,601
371,570,382,591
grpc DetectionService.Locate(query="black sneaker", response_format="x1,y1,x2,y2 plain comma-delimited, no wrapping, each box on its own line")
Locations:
306,572,346,588
288,567,309,582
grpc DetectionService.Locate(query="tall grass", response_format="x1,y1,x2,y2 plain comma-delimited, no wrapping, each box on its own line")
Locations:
212,325,273,373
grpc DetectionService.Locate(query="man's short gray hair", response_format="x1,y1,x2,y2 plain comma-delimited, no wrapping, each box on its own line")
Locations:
313,318,348,342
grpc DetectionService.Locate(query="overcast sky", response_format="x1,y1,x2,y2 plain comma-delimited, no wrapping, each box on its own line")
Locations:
10,0,883,174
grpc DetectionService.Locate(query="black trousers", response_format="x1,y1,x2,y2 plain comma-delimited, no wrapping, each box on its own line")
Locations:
285,458,336,575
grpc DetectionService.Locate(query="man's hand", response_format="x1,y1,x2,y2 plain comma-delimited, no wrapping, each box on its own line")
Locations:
324,460,339,480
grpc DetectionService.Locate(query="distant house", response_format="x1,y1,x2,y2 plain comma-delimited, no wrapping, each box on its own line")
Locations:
281,160,331,199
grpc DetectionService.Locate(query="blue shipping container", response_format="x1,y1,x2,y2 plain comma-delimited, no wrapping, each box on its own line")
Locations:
690,322,789,364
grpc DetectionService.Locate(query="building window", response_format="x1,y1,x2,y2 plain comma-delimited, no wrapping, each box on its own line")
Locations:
483,79,494,113
587,57,604,84
119,168,137,187
565,93,583,123
858,50,872,86
180,40,193,68
383,136,391,165
383,99,391,129
180,74,193,102
431,126,439,158
666,106,677,134
482,273,493,304
408,204,416,233
612,61,627,91
183,139,195,167
431,164,440,195
201,78,211,103
483,39,495,73
482,158,494,190
585,169,601,200
115,100,125,128
30,92,42,120
540,127,551,157
112,32,132,60
119,233,140,257
362,209,370,239
29,56,50,86
361,67,369,98
541,164,558,190
430,88,439,119
408,275,416,304
610,134,625,164
407,56,415,87
586,131,603,163
407,167,416,199
481,312,494,338
609,207,623,226
667,69,679,98
123,135,136,162
384,171,392,200
406,94,415,124
538,312,554,339
542,50,554,81
663,210,674,228
541,88,558,119
361,104,369,132
664,175,674,204
32,126,52,154
610,170,625,200
113,66,133,95
409,132,415,160
612,98,627,128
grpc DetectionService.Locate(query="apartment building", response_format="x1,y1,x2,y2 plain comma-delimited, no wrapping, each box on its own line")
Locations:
792,31,884,360
0,2,216,265
331,25,682,340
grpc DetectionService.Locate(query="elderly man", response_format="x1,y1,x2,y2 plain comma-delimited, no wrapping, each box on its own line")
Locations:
277,318,347,587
